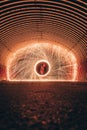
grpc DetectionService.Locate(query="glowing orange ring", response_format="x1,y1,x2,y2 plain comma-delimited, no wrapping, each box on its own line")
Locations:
34,60,51,77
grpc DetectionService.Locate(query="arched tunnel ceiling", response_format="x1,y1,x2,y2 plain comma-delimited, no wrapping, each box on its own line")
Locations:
0,0,87,65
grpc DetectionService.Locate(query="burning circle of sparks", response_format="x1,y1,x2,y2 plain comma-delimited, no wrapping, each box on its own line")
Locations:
34,60,51,77
7,43,77,81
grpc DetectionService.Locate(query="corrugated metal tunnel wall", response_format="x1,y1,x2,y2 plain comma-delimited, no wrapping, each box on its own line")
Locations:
0,0,87,81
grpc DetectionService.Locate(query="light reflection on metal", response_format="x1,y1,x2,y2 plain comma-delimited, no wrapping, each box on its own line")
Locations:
7,43,77,81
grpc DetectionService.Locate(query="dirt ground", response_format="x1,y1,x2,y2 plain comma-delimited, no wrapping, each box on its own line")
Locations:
0,81,87,130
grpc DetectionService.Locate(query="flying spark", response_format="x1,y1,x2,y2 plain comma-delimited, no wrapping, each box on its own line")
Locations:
7,43,77,81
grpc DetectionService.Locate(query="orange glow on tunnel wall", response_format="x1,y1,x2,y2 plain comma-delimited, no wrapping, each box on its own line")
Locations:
7,43,78,81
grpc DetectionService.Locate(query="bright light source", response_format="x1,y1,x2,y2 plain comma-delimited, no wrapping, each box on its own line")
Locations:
7,43,77,81
34,60,51,77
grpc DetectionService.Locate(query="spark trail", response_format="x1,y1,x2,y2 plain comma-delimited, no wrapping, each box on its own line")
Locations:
7,43,77,81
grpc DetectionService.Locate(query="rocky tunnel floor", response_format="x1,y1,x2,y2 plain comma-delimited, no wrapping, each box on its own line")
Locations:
0,82,87,130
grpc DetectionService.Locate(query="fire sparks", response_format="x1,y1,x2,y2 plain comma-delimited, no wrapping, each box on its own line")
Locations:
7,43,77,81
